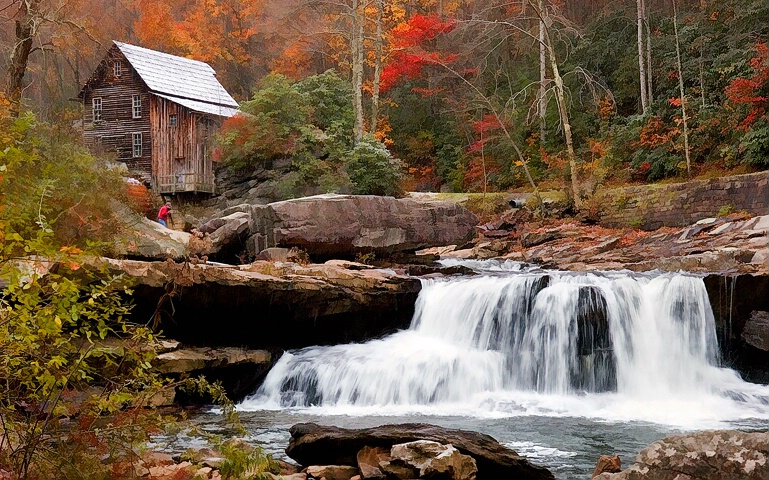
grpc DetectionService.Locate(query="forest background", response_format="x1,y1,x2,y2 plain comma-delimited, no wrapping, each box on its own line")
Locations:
1,0,768,202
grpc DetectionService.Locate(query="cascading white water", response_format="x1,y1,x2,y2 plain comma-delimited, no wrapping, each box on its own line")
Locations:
242,265,769,427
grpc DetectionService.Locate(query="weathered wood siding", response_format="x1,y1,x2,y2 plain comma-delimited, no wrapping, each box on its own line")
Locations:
82,46,152,180
150,95,219,193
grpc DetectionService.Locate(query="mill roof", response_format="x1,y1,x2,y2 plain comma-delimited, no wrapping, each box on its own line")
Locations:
75,41,239,118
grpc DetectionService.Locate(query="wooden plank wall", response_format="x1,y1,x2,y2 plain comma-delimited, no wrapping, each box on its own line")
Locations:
150,96,220,192
82,46,152,180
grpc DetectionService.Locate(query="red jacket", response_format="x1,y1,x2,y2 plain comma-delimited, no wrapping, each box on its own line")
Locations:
158,205,171,220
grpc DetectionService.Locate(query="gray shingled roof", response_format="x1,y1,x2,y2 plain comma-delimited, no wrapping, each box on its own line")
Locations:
115,41,238,109
154,93,239,118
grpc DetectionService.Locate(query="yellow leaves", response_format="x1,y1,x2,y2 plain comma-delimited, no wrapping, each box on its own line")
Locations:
514,160,524,167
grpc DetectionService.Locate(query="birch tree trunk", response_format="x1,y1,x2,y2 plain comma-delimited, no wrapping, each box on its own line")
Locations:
636,0,649,113
370,0,383,135
351,0,365,142
644,4,653,103
540,10,582,207
538,0,547,143
672,0,691,177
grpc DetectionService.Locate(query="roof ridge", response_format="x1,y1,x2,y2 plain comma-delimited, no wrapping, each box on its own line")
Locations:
113,40,212,69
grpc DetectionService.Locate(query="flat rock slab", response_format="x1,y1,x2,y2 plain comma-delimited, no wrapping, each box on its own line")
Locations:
286,423,554,480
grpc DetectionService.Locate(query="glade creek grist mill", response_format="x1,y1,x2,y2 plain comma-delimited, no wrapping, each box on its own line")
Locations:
78,41,239,195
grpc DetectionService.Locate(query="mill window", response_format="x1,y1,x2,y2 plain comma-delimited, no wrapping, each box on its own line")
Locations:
92,97,102,122
132,132,142,157
114,62,121,77
132,94,141,118
169,114,177,127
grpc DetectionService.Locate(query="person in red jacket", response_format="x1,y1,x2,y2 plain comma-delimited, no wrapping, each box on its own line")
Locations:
157,202,172,227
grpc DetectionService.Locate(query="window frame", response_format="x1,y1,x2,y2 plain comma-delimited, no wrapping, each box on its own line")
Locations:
92,97,103,122
114,62,121,77
132,94,142,119
169,114,177,127
132,132,142,157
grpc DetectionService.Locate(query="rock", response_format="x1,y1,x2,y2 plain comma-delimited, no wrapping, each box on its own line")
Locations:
742,311,769,351
195,466,213,478
305,465,359,480
142,451,176,467
180,447,224,469
153,347,271,374
416,245,457,256
148,461,197,480
207,211,252,258
521,230,564,248
219,194,477,259
112,212,195,260
441,248,475,259
591,455,621,478
151,347,271,401
388,440,477,480
594,430,769,480
256,247,292,262
276,459,301,475
269,474,306,480
96,257,420,354
286,423,554,480
199,217,227,234
357,446,390,479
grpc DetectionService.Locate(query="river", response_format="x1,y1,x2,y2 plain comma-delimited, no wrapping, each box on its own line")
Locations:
176,261,769,478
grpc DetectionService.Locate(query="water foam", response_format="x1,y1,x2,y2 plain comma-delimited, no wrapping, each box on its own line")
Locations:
241,266,769,428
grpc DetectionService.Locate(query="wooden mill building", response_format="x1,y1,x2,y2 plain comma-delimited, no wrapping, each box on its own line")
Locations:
79,41,239,194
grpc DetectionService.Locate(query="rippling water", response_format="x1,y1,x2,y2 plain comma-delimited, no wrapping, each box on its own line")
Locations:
168,261,769,478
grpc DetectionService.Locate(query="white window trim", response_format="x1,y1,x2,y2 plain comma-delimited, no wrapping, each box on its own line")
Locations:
114,62,121,77
132,94,141,119
92,97,102,122
132,132,142,158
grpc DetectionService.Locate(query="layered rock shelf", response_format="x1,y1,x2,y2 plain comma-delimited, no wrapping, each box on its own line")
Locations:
98,257,421,350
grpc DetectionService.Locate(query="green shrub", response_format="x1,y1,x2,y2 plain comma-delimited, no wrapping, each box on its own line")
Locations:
343,135,404,196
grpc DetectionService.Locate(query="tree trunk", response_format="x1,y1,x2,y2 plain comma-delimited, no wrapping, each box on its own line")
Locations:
351,0,365,142
636,0,649,113
5,0,41,115
672,0,691,178
540,11,581,207
538,0,547,143
644,3,653,103
370,0,383,135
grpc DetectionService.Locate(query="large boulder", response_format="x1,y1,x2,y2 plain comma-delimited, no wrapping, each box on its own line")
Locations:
285,423,554,480
594,430,768,480
200,194,477,261
113,214,197,260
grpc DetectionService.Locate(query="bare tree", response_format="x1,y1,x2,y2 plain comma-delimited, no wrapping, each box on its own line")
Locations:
672,0,691,177
528,0,582,207
636,0,649,113
538,0,547,143
369,0,383,134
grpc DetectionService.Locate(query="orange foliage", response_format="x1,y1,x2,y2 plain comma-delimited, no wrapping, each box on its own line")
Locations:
638,117,678,148
272,42,314,80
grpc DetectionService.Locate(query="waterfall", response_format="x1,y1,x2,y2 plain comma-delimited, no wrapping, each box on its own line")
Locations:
242,265,769,427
